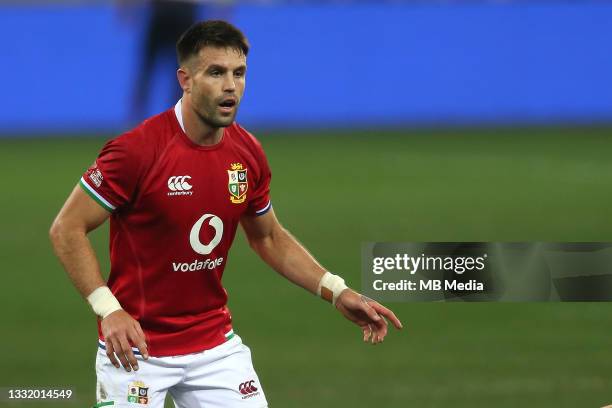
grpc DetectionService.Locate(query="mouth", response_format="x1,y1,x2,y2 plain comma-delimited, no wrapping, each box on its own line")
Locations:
218,98,237,114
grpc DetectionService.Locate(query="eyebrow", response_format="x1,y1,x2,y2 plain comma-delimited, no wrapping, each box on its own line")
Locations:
206,64,247,72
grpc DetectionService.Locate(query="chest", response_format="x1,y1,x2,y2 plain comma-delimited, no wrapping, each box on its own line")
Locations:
134,147,256,225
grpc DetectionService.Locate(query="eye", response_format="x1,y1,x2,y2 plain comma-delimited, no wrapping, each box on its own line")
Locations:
208,68,223,78
234,70,245,78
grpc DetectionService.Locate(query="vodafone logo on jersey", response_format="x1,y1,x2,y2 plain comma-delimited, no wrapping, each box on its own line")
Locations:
167,175,193,196
189,214,223,255
172,213,225,272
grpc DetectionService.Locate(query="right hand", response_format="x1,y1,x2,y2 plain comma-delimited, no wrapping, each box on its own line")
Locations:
101,309,149,371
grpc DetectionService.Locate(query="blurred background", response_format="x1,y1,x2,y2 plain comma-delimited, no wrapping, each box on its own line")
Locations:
1,1,612,407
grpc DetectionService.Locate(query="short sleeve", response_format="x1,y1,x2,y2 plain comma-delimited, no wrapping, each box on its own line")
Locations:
246,142,272,216
79,135,142,212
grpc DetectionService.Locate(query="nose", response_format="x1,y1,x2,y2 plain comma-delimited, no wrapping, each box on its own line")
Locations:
223,73,236,93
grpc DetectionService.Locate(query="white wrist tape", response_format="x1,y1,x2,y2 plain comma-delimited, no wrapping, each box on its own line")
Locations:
317,272,349,305
87,286,122,319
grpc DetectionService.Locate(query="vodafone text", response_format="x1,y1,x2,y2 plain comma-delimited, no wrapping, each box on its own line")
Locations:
172,257,224,272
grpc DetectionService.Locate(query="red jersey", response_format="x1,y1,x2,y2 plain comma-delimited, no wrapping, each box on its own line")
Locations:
80,101,272,356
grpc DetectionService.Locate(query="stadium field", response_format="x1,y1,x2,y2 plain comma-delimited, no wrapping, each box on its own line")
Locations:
1,126,611,408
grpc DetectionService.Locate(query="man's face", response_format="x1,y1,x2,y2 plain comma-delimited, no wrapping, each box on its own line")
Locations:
181,46,246,128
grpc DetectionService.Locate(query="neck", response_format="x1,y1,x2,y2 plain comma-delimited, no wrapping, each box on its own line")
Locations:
180,97,224,146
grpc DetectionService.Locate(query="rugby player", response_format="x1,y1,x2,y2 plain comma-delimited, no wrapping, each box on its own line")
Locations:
50,20,402,408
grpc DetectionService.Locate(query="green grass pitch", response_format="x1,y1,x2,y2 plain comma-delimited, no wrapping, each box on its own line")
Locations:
1,126,611,407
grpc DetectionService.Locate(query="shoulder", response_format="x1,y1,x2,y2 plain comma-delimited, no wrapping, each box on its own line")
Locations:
227,122,266,156
104,109,177,159
227,123,271,184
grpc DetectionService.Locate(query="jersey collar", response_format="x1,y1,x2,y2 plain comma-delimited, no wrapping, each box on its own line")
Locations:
174,99,186,133
172,99,227,151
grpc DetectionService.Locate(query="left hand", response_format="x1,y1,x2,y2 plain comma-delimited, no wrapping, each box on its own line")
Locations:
335,289,403,344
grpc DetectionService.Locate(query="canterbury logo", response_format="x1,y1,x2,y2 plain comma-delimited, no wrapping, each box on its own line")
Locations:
189,214,223,255
168,175,192,191
239,380,258,395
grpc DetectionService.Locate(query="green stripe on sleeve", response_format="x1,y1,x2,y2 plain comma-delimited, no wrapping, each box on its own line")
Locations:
92,401,114,408
79,178,114,212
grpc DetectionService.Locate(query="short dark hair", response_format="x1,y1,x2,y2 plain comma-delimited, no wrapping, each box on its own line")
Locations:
176,20,249,65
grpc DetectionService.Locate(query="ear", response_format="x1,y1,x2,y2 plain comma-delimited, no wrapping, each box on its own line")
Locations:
177,67,191,94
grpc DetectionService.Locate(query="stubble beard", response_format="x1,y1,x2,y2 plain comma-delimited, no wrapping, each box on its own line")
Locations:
194,100,237,129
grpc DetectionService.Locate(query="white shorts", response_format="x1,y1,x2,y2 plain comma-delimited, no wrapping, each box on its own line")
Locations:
94,334,268,408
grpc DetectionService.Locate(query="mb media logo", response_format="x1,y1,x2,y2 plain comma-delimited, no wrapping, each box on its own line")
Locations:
238,380,260,400
168,175,193,196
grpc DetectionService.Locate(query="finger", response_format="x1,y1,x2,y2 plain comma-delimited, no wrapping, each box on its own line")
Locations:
362,325,372,343
362,303,383,324
362,305,384,344
370,303,403,330
367,326,376,344
371,323,383,344
113,336,133,372
131,324,149,360
118,336,139,371
369,311,389,344
110,337,130,371
373,316,388,342
366,325,377,344
105,340,120,369
372,326,383,345
380,321,389,342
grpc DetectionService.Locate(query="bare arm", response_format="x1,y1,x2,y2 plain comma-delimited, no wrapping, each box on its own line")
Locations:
49,185,110,297
240,208,326,293
49,184,148,370
241,209,403,343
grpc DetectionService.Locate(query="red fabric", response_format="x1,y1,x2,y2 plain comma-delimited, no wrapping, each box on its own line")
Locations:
82,109,271,356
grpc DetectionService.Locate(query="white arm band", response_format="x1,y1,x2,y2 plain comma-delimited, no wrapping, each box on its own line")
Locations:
317,272,349,305
87,286,122,319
